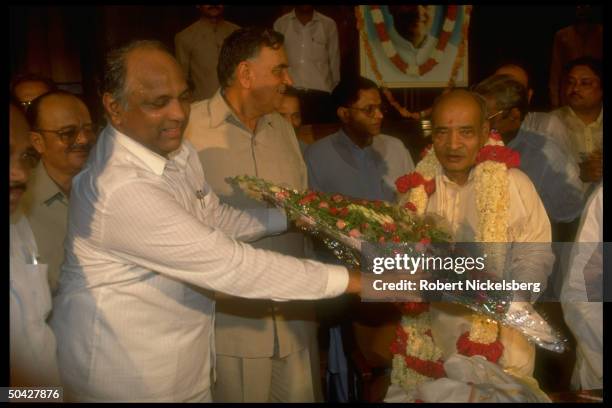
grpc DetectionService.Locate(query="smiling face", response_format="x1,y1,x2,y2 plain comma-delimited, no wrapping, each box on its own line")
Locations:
431,91,489,185
247,46,293,116
104,48,192,158
31,94,96,176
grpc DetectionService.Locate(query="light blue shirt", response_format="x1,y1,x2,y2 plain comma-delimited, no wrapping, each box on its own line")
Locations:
508,128,584,224
304,130,415,201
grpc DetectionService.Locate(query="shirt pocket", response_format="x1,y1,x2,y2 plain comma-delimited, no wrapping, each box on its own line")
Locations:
309,29,328,62
22,264,53,322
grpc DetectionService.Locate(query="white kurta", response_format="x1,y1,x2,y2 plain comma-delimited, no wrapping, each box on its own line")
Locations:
50,126,348,402
561,184,603,390
426,168,554,378
10,212,61,387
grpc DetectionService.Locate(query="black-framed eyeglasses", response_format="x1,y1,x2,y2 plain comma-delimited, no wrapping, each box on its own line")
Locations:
34,123,98,145
345,104,387,118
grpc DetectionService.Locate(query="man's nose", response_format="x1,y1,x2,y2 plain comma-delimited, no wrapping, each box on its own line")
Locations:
284,70,294,87
169,98,188,122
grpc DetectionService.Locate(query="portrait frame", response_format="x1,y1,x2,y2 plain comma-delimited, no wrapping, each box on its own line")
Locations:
358,5,471,88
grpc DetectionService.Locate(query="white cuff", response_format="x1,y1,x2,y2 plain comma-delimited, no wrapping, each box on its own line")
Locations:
323,265,350,298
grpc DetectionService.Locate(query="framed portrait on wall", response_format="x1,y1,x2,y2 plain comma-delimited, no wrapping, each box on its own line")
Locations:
358,5,471,88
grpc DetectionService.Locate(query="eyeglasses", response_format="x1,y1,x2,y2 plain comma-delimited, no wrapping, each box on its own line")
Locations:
345,104,387,118
34,123,97,145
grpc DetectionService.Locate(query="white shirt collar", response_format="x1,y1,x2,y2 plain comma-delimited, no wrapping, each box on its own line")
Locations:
110,125,172,176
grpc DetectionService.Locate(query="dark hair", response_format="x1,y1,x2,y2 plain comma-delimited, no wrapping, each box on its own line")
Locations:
331,76,379,110
102,39,171,107
217,27,284,88
10,73,57,103
473,74,529,119
25,90,85,129
431,89,489,126
563,56,602,84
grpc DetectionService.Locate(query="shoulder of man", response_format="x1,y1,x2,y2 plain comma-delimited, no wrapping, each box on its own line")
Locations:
303,130,339,160
175,20,201,42
273,12,292,30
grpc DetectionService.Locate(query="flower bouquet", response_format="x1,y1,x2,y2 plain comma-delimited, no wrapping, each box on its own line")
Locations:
228,174,567,353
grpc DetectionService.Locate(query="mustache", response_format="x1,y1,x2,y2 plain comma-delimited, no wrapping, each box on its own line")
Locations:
67,143,94,152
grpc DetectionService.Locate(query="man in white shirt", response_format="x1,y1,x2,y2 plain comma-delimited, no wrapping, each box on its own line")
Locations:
174,5,240,101
425,90,553,378
552,57,602,191
49,39,360,402
561,184,603,390
10,103,61,388
184,27,322,402
274,6,340,124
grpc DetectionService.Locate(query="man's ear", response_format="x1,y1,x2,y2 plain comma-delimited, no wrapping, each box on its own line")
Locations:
527,88,534,105
30,130,45,155
480,120,491,144
236,61,252,89
337,106,349,124
102,93,123,126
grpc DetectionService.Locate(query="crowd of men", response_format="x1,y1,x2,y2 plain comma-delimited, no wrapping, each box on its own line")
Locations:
9,4,603,403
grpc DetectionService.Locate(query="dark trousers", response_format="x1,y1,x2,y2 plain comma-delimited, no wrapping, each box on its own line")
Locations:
296,89,336,125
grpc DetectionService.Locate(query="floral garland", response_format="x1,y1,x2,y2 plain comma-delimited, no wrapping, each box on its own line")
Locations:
370,5,458,77
390,131,521,398
390,304,445,399
355,5,472,119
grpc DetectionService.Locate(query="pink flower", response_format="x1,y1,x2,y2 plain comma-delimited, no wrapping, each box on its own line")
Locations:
274,191,290,201
383,223,397,233
348,228,362,238
336,220,347,229
332,194,344,203
378,236,386,243
318,201,329,209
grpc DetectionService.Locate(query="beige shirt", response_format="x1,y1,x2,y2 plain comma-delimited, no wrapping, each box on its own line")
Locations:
274,10,340,92
185,90,315,358
21,161,69,294
175,18,240,101
552,106,603,164
426,168,554,378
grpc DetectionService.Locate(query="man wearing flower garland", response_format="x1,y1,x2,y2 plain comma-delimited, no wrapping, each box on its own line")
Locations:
391,89,555,401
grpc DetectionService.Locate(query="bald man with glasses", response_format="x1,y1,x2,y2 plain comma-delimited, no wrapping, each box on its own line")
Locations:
22,90,98,294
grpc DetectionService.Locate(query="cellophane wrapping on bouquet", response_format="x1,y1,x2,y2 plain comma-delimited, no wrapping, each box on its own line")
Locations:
228,175,567,352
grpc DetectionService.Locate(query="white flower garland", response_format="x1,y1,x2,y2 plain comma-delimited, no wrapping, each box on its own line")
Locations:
392,135,516,396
